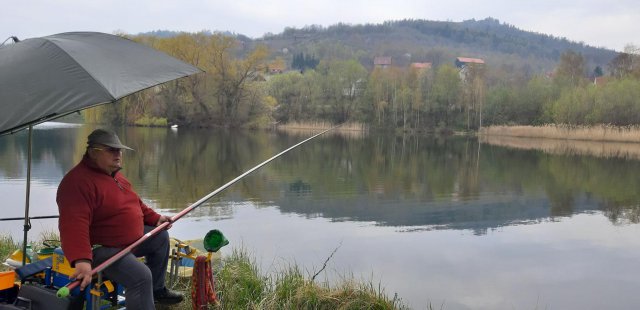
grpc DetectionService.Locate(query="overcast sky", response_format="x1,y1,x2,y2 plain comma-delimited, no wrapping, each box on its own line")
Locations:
2,0,638,52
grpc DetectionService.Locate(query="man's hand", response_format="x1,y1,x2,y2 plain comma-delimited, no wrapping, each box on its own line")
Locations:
72,261,93,290
156,215,173,229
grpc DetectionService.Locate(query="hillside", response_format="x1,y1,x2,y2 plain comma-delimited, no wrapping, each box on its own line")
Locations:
254,18,618,74
141,18,618,75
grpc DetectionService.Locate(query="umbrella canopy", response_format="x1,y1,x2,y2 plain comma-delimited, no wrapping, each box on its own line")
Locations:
0,31,202,265
0,31,202,135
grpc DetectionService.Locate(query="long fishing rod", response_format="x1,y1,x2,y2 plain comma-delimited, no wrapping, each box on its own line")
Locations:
0,215,59,221
57,124,340,297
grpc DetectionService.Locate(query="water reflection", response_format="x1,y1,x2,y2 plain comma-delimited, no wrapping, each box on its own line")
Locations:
3,125,640,309
2,125,640,232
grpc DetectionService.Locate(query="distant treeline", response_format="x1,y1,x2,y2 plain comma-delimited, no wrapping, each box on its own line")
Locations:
86,21,637,131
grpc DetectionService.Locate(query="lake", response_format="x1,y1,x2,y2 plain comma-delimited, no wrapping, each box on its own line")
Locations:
2,123,640,309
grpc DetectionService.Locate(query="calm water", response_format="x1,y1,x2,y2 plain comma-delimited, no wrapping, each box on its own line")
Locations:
2,123,640,309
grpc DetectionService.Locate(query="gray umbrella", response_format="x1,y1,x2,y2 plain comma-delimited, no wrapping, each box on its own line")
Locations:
0,32,201,134
0,32,202,265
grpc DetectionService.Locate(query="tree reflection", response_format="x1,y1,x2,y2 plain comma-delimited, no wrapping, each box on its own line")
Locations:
3,127,640,231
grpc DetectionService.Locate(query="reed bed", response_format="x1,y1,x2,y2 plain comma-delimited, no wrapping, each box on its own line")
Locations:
278,121,368,132
277,121,369,139
480,124,640,143
480,135,640,160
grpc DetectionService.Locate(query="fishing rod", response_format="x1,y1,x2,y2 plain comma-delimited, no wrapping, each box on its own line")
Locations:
57,124,340,297
0,215,59,221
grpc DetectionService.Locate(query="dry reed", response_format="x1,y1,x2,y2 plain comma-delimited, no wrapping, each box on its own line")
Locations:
480,124,640,143
480,133,640,160
277,121,368,139
278,121,367,132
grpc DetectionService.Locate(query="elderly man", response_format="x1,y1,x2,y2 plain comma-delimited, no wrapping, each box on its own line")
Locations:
57,128,183,309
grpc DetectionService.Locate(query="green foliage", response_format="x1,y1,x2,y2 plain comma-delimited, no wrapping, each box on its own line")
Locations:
483,85,517,125
484,76,559,126
291,52,319,71
594,66,604,77
269,71,317,122
134,116,169,127
0,235,17,271
216,248,266,308
549,78,640,126
430,64,461,127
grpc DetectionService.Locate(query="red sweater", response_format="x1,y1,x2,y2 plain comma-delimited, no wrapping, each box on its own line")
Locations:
57,155,161,265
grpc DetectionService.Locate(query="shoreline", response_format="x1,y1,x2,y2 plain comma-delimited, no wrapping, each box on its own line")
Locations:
479,125,640,143
480,125,640,160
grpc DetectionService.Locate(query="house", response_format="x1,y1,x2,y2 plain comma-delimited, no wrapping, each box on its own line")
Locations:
455,57,485,81
455,57,485,69
267,60,286,74
410,62,432,70
374,56,392,68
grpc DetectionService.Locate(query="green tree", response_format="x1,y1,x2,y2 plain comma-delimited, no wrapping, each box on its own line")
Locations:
430,64,461,128
593,66,604,77
316,59,368,122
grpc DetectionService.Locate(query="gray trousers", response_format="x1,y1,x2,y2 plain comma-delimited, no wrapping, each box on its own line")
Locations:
92,225,169,310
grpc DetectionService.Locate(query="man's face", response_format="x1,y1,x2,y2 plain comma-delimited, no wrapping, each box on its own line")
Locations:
89,144,123,174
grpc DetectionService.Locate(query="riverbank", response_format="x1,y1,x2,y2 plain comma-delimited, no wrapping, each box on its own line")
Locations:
478,125,640,160
0,235,408,310
480,124,640,143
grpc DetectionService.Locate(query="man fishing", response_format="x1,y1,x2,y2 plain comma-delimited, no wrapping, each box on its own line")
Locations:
56,128,183,309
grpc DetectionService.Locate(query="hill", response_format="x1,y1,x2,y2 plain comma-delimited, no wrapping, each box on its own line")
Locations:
253,18,618,74
138,18,618,74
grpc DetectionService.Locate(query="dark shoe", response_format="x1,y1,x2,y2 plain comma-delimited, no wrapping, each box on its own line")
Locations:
153,287,184,305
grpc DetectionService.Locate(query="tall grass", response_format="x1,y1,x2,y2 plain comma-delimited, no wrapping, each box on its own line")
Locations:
480,134,640,160
0,235,18,271
1,236,407,309
480,124,640,143
214,248,408,309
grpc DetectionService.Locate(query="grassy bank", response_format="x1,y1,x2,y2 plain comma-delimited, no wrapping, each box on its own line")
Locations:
480,124,640,143
1,236,407,310
211,248,407,309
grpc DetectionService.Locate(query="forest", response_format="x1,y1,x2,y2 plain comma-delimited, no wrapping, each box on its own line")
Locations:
87,19,640,132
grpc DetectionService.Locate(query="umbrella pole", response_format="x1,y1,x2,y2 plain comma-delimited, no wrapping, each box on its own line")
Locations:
21,125,33,267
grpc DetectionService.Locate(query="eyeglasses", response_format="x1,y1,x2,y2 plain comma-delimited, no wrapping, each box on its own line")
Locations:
91,146,122,154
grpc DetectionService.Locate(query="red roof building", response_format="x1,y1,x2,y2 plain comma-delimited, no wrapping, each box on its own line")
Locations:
455,57,485,68
374,56,392,68
410,62,432,70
